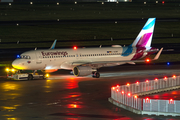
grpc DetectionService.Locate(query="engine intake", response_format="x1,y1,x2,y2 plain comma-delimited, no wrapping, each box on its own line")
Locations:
73,66,92,76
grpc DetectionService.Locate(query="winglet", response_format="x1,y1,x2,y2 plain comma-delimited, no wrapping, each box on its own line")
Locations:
50,40,57,49
153,48,163,60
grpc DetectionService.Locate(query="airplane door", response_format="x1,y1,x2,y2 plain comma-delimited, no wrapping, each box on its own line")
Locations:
35,51,42,64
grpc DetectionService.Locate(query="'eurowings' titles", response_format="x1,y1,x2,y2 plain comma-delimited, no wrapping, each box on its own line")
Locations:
41,51,68,56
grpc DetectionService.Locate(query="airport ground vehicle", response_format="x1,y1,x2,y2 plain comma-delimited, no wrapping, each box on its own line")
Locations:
6,68,49,80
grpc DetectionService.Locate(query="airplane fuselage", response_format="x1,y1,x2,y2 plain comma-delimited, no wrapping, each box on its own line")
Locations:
12,46,157,70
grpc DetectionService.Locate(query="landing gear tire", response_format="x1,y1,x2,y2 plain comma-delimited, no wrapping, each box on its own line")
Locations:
28,74,33,80
92,72,100,78
95,72,100,78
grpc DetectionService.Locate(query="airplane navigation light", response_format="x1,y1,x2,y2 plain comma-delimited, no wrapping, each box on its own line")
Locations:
146,58,150,63
73,46,77,50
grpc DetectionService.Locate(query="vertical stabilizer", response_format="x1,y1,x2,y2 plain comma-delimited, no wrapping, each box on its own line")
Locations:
132,18,156,47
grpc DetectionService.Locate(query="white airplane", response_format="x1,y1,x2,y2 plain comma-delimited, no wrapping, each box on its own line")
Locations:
12,18,163,78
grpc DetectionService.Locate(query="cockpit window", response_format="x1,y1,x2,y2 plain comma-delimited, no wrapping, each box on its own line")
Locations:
19,55,31,59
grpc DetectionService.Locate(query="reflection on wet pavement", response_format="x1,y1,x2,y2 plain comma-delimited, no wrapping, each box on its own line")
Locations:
6,117,18,120
50,113,125,119
1,105,20,112
2,83,19,91
67,104,81,108
142,89,180,100
65,77,79,89
45,80,52,93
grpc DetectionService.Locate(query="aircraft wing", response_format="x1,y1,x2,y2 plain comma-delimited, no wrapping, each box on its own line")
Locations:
71,48,163,68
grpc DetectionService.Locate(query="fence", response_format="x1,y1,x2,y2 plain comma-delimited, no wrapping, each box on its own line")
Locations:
109,75,180,116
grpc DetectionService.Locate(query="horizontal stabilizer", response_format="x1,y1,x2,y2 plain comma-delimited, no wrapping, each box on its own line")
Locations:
153,48,163,60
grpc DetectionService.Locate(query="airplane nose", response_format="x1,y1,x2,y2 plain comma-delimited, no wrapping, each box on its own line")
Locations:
12,60,19,68
12,60,25,69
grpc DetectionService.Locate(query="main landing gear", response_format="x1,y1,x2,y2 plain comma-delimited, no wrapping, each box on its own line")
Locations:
92,72,100,78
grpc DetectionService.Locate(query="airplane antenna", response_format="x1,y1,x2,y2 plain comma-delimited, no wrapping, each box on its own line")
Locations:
35,47,37,50
99,45,102,48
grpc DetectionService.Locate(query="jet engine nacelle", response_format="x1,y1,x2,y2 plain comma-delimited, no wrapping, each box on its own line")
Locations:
73,66,92,76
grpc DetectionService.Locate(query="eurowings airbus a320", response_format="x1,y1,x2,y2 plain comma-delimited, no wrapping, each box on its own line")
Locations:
12,18,163,78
